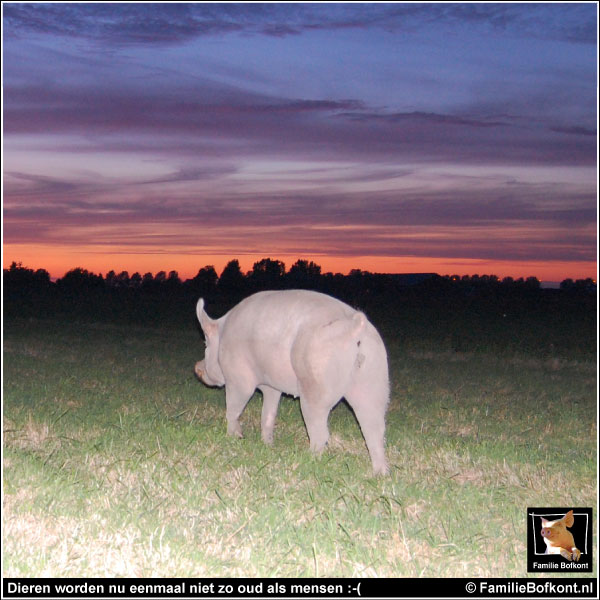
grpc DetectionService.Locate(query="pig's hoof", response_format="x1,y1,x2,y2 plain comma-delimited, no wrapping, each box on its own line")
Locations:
227,424,243,439
262,433,274,445
372,462,390,477
309,439,328,454
572,548,581,562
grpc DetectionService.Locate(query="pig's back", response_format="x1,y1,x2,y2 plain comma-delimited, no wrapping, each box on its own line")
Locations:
223,290,355,342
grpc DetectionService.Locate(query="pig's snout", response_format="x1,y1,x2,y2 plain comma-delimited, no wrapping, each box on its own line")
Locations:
194,359,222,387
194,360,206,381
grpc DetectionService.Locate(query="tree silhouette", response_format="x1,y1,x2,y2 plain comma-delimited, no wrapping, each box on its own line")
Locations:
130,272,142,288
58,267,103,291
189,265,218,296
105,270,117,287
4,261,50,287
288,259,322,289
218,259,245,295
561,277,596,293
167,270,181,287
141,272,154,288
249,258,286,290
116,271,130,287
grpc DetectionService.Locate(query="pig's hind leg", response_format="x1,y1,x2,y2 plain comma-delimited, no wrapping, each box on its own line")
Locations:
299,390,339,455
347,397,389,476
345,372,389,476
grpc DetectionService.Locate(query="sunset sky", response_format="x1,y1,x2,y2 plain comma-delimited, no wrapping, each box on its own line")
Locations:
2,2,598,283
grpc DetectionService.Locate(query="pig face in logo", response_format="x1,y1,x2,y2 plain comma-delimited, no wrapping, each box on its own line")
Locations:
540,510,581,562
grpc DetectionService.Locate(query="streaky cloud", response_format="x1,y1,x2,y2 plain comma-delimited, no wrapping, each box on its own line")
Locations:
338,110,509,128
550,125,597,137
4,3,595,45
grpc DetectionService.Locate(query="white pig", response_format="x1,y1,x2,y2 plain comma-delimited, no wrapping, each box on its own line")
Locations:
195,290,390,475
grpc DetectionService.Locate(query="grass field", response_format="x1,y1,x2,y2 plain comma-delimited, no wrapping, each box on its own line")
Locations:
2,308,597,578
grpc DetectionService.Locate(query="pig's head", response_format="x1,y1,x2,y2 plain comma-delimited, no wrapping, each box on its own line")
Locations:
195,298,225,387
540,510,574,541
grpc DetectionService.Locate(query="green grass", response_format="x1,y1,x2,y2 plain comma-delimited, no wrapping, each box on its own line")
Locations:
2,315,596,578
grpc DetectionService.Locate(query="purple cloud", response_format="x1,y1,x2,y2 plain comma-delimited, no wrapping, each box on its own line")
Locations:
550,125,596,137
4,78,594,168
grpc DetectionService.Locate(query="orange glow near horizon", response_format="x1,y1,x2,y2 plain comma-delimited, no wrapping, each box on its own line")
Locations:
3,243,596,283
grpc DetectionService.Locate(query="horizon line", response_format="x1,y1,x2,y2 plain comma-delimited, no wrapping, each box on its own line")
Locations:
4,258,596,288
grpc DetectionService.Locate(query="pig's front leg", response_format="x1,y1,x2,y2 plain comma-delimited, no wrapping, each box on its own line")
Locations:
259,385,281,445
225,381,254,438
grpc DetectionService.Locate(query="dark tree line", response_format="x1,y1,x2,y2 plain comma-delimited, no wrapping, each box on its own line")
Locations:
3,259,596,327
3,259,596,359
5,258,596,295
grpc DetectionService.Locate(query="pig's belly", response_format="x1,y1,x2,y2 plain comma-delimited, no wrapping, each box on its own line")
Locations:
257,360,299,397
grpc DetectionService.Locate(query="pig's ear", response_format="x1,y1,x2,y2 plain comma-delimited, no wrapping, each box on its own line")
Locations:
196,298,218,337
564,510,575,527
